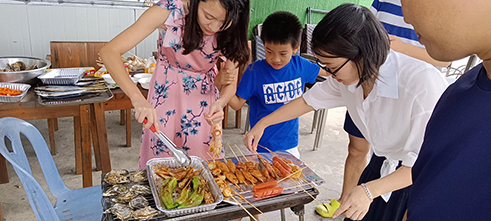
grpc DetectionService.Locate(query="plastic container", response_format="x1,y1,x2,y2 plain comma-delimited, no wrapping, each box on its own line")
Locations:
0,83,31,102
146,156,223,217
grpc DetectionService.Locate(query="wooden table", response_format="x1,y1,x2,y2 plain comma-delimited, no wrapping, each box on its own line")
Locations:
0,89,100,188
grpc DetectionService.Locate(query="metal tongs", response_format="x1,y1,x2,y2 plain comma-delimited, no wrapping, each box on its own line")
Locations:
143,118,192,166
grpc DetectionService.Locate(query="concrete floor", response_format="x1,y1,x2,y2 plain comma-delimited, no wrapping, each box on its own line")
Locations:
0,106,350,221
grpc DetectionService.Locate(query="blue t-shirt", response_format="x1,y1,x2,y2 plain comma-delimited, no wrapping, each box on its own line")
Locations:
237,55,319,152
407,64,491,220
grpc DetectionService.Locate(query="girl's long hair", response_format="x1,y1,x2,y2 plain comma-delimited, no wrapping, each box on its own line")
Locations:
183,0,250,66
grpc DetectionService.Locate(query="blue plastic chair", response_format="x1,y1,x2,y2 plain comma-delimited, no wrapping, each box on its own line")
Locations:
0,117,102,221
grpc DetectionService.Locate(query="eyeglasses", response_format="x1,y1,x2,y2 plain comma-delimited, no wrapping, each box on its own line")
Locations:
316,59,350,77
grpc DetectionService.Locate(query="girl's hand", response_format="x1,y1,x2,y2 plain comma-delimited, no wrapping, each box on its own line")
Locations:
215,61,237,91
243,123,265,152
205,100,224,126
132,97,159,131
333,185,371,220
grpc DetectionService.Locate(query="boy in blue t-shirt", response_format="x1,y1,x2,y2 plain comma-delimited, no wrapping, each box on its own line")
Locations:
228,11,326,157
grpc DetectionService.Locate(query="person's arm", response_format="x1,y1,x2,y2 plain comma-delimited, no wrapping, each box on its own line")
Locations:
340,135,370,202
228,95,247,111
243,97,314,151
205,59,239,125
333,166,413,220
389,35,451,67
100,6,170,130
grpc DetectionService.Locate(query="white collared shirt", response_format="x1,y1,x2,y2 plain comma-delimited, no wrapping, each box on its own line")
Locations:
304,50,448,184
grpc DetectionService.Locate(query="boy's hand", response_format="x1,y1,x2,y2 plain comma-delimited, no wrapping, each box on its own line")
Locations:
243,123,265,152
205,100,224,126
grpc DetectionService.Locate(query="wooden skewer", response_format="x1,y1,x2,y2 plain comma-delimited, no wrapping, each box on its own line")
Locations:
299,176,334,200
277,166,308,183
227,143,241,162
206,152,216,163
230,196,258,221
234,144,250,162
258,144,277,156
295,180,324,206
232,185,273,221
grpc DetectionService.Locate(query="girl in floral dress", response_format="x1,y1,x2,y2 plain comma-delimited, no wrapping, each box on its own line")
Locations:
101,0,250,168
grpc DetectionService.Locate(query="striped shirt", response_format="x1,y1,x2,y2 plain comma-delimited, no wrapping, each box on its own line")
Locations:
371,0,424,48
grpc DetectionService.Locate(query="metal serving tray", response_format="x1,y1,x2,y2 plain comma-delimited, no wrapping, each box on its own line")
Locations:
0,82,31,103
146,156,223,218
38,68,86,85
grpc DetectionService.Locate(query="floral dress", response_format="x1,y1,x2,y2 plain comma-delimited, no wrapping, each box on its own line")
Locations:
139,0,224,169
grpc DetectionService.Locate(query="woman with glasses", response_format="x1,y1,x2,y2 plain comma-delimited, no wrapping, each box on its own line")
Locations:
244,4,448,221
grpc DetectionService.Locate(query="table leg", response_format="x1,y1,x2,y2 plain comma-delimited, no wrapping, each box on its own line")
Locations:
223,105,229,128
126,108,131,147
47,118,56,155
0,154,8,184
120,110,125,126
80,105,93,187
235,108,241,129
280,209,286,221
74,116,82,175
93,103,111,173
291,205,305,221
54,118,59,131
90,105,102,171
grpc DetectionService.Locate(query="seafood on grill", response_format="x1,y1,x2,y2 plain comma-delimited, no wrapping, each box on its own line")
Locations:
104,203,133,220
113,192,136,204
103,184,129,197
130,184,152,196
209,123,223,158
129,170,148,183
104,169,130,185
133,206,159,220
129,196,149,210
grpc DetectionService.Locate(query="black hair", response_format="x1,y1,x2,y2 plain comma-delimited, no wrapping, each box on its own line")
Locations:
311,4,390,87
183,0,250,67
261,11,303,48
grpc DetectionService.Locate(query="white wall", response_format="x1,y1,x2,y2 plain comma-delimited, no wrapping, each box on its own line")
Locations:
0,4,159,59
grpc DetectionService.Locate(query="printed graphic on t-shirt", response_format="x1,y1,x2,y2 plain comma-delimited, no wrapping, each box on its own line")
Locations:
262,78,303,104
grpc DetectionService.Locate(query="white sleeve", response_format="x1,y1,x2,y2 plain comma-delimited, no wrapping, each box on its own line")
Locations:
401,68,448,167
302,77,346,110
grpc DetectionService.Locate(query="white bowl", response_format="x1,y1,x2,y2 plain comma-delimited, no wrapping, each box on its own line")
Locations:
138,77,151,90
133,73,153,79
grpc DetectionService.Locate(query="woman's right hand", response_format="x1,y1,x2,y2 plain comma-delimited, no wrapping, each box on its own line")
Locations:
132,97,159,131
243,123,265,152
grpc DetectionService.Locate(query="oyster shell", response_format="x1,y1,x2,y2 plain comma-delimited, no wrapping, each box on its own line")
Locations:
112,192,136,204
107,203,132,220
129,170,148,183
133,206,158,220
104,169,130,185
103,184,129,197
129,195,149,210
129,184,152,196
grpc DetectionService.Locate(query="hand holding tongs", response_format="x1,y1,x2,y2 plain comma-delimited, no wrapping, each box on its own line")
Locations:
143,118,192,167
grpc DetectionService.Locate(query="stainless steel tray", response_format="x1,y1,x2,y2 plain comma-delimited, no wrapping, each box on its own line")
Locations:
0,82,31,103
146,156,223,218
38,68,86,85
37,89,113,107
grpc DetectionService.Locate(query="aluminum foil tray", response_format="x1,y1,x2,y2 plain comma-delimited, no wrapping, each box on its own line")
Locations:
146,156,223,217
0,82,31,103
38,68,86,85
